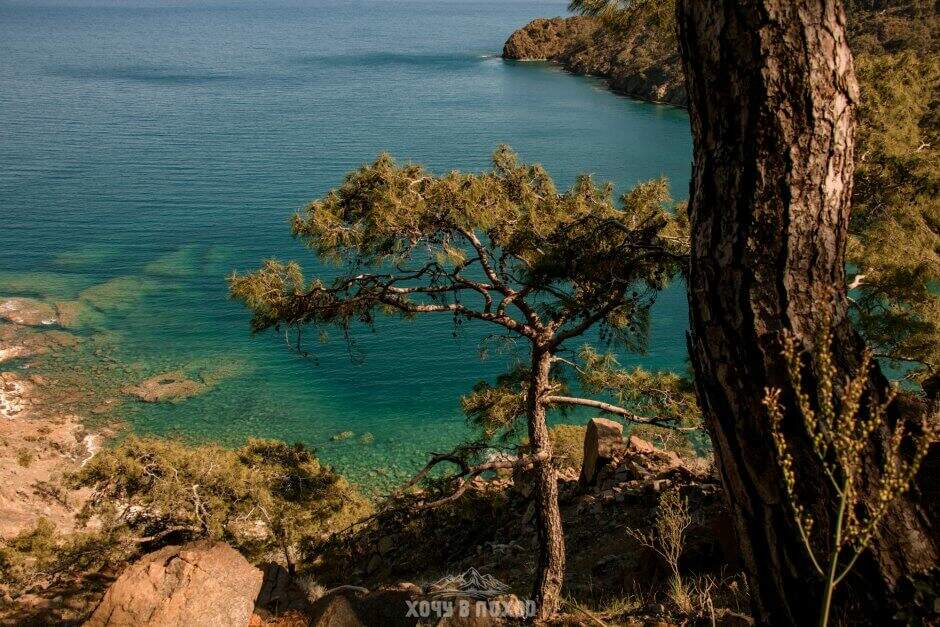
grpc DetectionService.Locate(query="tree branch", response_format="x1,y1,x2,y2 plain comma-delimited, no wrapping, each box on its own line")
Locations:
551,288,627,344
391,450,550,511
545,395,696,430
458,228,543,327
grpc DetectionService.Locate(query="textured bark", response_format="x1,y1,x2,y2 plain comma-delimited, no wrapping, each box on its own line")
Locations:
528,347,565,621
676,1,938,624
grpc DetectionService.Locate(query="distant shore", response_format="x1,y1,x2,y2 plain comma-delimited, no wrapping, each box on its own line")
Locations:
502,16,688,108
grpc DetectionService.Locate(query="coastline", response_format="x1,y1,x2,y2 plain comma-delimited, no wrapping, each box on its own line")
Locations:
502,16,689,109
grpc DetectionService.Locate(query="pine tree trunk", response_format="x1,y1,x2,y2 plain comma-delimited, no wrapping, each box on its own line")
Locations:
675,0,939,624
528,346,565,621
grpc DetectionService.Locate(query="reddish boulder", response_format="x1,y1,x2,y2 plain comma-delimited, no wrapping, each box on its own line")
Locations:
85,540,263,627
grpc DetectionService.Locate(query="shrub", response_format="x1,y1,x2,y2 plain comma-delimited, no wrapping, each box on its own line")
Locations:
68,436,371,572
0,518,135,599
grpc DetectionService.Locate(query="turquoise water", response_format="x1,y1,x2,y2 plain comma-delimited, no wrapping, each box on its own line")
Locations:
0,0,692,487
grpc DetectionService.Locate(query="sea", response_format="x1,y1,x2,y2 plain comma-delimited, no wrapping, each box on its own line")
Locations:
0,0,693,489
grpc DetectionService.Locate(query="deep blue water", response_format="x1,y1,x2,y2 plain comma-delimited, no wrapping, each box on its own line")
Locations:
0,0,692,487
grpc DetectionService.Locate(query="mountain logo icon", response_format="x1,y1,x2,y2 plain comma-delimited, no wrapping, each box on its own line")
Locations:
427,568,512,599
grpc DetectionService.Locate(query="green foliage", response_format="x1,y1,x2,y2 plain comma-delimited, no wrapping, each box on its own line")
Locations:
229,147,684,349
460,346,701,447
568,0,676,48
0,519,135,597
461,365,533,440
577,346,700,427
846,0,938,55
546,424,587,470
850,50,939,384
69,437,370,566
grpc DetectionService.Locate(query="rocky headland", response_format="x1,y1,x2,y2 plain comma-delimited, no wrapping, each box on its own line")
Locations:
502,16,687,107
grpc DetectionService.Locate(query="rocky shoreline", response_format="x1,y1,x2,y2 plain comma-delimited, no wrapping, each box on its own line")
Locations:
502,16,688,107
1,291,747,625
0,313,102,538
0,293,260,542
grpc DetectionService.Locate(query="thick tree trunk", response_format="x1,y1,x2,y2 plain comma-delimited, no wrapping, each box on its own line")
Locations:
528,346,565,621
675,1,938,624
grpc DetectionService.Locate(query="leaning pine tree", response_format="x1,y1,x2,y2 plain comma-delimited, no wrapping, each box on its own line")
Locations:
230,146,689,619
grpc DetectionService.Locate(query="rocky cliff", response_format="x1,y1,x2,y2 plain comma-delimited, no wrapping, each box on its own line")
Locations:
502,16,687,107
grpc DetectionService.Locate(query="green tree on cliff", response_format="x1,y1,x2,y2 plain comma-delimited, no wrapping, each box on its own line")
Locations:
229,146,690,618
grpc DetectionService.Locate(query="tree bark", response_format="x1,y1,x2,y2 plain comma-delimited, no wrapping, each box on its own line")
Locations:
528,345,565,621
675,1,938,624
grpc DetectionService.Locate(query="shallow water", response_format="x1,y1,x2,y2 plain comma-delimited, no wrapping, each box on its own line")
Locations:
0,0,692,487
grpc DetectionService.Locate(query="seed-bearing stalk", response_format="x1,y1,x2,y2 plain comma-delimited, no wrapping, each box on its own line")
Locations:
764,320,934,627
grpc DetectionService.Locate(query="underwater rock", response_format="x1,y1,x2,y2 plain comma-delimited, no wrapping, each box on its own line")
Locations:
52,244,118,269
0,272,92,300
54,300,105,329
142,245,203,278
0,297,57,327
0,329,80,364
331,430,355,442
77,276,161,313
122,371,206,403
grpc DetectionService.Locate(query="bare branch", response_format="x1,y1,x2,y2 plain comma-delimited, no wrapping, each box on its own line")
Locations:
390,449,550,511
545,395,697,430
458,227,543,327
551,288,627,344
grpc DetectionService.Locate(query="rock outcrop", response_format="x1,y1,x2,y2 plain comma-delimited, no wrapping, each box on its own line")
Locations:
502,16,687,106
577,417,624,489
86,540,263,627
502,16,598,61
0,297,58,327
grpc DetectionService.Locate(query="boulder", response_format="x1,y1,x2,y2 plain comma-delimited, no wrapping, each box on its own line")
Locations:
85,540,263,627
307,587,402,627
578,417,624,489
122,371,205,403
628,434,657,455
0,297,57,326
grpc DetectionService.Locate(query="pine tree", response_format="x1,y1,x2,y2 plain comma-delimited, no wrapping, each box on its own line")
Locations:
229,146,690,618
